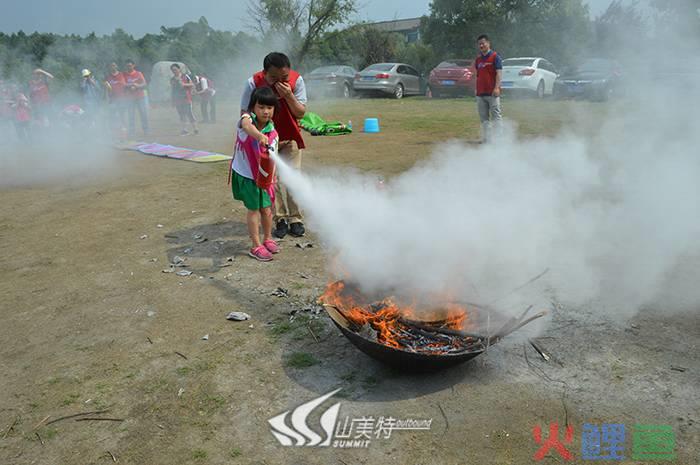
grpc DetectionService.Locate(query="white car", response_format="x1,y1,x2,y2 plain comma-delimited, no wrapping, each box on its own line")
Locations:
501,57,559,98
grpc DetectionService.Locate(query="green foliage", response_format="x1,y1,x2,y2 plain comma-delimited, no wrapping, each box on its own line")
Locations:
270,321,293,335
306,24,404,71
248,0,357,65
285,352,320,368
422,0,592,67
175,366,192,376
0,17,262,96
3,1,692,94
395,41,438,74
649,0,700,46
593,0,649,57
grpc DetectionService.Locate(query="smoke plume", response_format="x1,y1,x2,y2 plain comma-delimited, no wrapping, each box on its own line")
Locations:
274,74,700,320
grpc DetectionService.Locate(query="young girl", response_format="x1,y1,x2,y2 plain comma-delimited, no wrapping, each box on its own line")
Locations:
230,87,280,261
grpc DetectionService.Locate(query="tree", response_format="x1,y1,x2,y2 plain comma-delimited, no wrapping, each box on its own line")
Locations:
594,0,649,57
422,0,592,67
0,18,258,95
247,0,357,67
649,0,700,45
305,24,404,70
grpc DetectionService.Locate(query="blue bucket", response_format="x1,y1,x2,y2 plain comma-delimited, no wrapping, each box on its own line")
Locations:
363,118,380,133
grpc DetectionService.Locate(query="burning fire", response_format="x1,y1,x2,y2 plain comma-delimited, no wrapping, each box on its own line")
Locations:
319,281,480,354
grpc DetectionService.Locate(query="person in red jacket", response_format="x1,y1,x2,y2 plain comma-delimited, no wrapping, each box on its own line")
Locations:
105,62,127,135
240,52,308,238
123,59,149,137
475,34,503,143
28,68,53,127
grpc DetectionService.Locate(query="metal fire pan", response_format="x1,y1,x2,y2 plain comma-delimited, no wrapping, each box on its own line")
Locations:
325,305,485,371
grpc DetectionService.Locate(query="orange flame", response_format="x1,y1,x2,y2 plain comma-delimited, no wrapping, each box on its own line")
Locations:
320,281,474,352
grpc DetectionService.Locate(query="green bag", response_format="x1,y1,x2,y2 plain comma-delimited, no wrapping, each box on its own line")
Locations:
300,111,352,136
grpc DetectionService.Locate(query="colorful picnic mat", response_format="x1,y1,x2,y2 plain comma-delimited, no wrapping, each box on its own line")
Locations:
121,142,232,163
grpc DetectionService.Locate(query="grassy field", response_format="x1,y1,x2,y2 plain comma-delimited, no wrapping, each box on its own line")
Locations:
296,96,610,177
0,96,696,465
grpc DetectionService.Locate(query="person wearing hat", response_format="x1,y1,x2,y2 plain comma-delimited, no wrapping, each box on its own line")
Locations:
80,69,101,126
28,68,53,127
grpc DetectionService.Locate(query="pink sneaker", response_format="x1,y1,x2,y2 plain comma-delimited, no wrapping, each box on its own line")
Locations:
263,239,280,254
249,245,273,261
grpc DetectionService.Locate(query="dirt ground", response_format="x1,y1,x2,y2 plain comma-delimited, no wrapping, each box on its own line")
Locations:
1,98,697,465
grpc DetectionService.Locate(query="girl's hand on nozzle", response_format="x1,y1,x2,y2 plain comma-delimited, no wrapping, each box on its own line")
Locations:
256,134,269,147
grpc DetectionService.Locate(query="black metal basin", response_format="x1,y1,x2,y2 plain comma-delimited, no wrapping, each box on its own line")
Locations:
325,305,485,371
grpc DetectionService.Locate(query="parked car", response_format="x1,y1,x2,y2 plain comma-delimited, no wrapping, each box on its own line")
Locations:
500,57,559,98
427,59,476,97
353,63,424,99
553,58,622,101
304,65,357,99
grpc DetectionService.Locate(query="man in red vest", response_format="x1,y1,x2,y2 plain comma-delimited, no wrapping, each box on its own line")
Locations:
123,59,150,138
105,62,127,135
28,68,54,127
475,34,503,143
241,52,308,238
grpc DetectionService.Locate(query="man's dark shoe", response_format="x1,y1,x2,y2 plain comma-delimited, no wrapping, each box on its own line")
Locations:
289,222,305,237
273,219,289,239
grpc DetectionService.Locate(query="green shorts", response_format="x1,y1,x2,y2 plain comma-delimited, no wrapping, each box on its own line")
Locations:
231,171,271,211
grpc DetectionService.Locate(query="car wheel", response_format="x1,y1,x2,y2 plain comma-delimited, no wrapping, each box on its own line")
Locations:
536,80,545,99
342,82,351,99
393,83,404,99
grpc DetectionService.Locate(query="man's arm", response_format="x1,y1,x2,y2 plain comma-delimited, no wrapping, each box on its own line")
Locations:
494,69,502,97
135,72,147,89
240,114,269,146
240,79,254,115
182,75,195,89
493,54,503,97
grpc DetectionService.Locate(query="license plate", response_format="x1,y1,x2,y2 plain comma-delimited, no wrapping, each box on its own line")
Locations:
568,84,584,93
441,80,456,85
501,81,513,88
362,76,374,81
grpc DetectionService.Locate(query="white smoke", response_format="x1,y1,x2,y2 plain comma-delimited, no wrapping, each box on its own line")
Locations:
274,81,700,319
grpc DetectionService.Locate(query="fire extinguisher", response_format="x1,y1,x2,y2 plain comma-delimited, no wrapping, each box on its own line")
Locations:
256,143,276,190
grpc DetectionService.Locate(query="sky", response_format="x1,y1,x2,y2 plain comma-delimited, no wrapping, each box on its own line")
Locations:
0,0,617,36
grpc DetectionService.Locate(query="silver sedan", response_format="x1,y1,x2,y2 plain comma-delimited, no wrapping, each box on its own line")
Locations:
353,63,424,99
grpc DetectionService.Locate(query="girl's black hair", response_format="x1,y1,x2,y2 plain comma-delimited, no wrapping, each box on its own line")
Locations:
247,86,278,112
